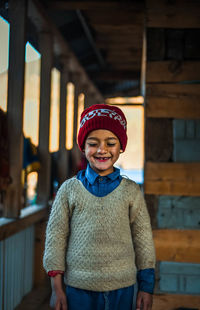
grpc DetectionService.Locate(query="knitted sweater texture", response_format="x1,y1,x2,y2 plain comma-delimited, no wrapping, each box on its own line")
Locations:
43,177,156,291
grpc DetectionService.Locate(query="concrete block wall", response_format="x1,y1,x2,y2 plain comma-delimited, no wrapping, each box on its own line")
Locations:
155,120,200,295
173,119,200,162
159,262,200,295
157,196,200,229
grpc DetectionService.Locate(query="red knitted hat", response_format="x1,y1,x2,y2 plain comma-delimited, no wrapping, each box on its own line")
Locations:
77,104,128,151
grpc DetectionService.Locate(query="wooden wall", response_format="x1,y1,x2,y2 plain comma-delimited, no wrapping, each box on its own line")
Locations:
144,0,200,297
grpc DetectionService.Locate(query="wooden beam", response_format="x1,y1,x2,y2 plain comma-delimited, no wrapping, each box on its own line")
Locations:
152,293,200,310
153,229,200,263
48,1,143,11
5,0,27,218
0,206,48,241
91,70,140,81
146,84,200,119
144,162,200,196
57,62,70,184
37,32,53,204
146,61,200,83
86,11,144,26
147,0,200,28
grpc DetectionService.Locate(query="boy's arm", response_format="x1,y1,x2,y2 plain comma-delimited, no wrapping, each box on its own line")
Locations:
130,186,156,309
43,182,69,274
50,274,67,310
137,268,155,294
130,185,156,273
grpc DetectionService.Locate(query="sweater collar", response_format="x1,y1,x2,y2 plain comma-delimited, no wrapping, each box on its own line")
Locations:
85,164,120,185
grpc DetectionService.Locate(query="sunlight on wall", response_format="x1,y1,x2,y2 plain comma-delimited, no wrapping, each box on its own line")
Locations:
106,96,144,105
23,42,41,146
49,68,60,153
66,82,75,150
77,93,85,133
116,105,144,170
0,16,10,112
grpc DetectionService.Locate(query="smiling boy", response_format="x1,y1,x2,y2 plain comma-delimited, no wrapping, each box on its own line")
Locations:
43,104,156,310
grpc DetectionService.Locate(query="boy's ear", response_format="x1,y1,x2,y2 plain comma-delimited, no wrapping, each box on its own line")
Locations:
120,149,123,153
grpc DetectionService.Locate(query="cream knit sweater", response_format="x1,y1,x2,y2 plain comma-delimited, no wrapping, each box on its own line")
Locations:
43,177,155,291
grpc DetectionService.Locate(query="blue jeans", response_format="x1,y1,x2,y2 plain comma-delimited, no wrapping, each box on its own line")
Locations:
66,285,134,310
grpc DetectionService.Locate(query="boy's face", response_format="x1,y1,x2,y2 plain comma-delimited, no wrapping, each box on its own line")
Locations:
84,129,122,176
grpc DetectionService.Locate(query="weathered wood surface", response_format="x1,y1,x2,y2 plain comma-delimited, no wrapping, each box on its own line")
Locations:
144,162,200,196
0,207,48,241
5,0,27,217
146,61,200,83
15,283,51,310
146,84,200,119
153,229,200,263
145,119,173,162
37,32,53,204
152,293,200,310
147,0,200,28
48,1,144,11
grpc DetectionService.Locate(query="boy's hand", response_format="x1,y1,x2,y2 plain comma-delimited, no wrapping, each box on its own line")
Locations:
50,288,67,310
136,291,153,310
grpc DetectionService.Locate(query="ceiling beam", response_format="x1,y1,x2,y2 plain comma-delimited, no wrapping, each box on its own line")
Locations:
48,1,143,11
90,70,140,81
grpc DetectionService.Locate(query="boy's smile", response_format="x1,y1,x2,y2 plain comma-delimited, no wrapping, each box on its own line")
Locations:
84,129,122,176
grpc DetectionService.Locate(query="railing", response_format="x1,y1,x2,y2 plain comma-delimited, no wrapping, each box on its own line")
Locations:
0,226,34,310
0,205,48,310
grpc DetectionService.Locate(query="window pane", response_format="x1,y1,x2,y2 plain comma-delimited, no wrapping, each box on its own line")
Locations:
66,82,75,150
77,93,85,134
23,42,41,146
0,16,10,112
49,68,60,153
115,105,144,184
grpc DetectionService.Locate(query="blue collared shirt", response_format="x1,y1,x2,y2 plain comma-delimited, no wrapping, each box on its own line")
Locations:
77,164,155,294
77,164,122,197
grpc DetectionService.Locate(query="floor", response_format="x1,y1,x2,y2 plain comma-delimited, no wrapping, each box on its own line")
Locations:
15,284,200,310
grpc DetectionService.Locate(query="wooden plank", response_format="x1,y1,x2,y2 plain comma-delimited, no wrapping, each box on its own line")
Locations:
0,207,48,241
48,1,143,11
15,284,51,310
146,84,200,119
145,119,173,162
147,0,200,28
5,0,27,218
146,61,200,83
90,70,140,81
153,229,200,263
144,162,200,196
37,32,53,204
86,10,144,26
57,62,69,184
153,293,200,310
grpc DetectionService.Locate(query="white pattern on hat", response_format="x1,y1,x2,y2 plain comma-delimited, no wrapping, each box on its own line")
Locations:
80,108,127,129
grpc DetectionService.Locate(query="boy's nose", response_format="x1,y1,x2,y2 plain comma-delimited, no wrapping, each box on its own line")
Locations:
97,144,107,154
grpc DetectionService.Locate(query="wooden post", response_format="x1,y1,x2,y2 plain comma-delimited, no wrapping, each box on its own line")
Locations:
57,61,69,184
5,0,27,218
37,32,53,204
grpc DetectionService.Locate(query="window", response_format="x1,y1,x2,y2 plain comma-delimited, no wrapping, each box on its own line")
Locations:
49,68,60,153
77,93,85,133
115,104,144,184
23,42,41,146
66,82,75,150
0,16,10,112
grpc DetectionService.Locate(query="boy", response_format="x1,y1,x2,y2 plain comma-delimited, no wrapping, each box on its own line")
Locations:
43,104,156,310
